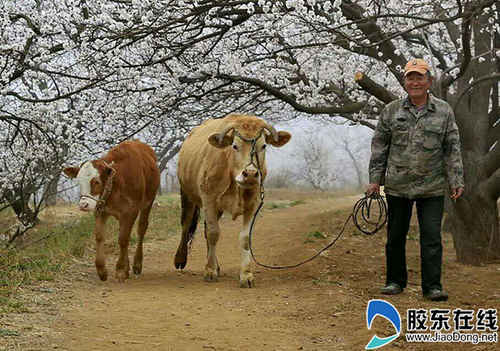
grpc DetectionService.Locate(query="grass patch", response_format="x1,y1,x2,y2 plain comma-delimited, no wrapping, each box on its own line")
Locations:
265,199,306,210
0,328,20,337
304,231,327,243
312,278,342,286
0,213,95,312
149,194,182,240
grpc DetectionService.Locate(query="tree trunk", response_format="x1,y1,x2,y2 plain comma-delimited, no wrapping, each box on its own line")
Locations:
437,12,499,265
43,174,60,206
343,141,364,188
447,151,500,264
5,189,39,226
448,194,500,264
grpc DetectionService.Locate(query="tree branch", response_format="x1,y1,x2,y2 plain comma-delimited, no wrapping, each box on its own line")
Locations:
453,73,500,111
354,72,398,104
216,73,366,115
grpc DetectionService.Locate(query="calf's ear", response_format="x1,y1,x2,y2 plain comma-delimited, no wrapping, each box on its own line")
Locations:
208,133,233,148
103,161,115,176
266,131,291,147
63,167,80,179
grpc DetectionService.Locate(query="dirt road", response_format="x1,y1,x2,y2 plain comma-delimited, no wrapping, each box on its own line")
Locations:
3,190,499,350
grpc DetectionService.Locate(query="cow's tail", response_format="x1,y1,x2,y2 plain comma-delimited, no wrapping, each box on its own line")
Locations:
187,206,200,251
180,189,200,250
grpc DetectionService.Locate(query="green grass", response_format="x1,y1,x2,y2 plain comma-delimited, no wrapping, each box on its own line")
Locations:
0,328,20,337
0,214,95,313
312,278,343,286
265,199,306,210
304,230,327,243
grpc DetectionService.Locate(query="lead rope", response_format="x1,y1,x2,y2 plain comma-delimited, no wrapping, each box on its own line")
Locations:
248,190,387,270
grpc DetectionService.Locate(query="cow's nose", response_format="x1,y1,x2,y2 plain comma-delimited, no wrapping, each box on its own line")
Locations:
79,202,89,211
243,169,258,178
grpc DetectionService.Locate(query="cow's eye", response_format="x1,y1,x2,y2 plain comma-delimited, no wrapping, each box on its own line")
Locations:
232,144,238,151
261,144,267,151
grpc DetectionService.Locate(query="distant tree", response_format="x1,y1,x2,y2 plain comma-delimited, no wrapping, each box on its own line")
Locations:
330,125,371,189
265,168,296,189
293,132,337,190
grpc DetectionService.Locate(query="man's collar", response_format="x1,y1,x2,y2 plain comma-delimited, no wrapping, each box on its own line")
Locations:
403,94,436,111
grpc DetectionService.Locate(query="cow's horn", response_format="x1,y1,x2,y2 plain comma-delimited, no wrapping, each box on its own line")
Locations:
217,124,235,144
263,123,279,142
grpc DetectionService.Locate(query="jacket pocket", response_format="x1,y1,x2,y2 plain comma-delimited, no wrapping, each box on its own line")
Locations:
385,164,409,189
422,125,442,150
392,130,408,146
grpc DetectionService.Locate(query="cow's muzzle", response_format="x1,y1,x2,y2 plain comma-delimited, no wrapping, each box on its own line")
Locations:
79,195,98,211
236,167,260,188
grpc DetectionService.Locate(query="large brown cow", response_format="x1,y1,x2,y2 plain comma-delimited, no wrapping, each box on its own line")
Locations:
175,114,291,287
64,140,160,282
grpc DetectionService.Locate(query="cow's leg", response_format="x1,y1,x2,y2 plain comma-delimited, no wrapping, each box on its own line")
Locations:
175,190,200,269
133,202,153,275
115,212,138,282
204,207,221,282
239,211,255,288
94,214,109,281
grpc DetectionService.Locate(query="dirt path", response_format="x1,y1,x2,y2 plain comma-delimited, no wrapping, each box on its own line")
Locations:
3,190,499,350
46,194,362,351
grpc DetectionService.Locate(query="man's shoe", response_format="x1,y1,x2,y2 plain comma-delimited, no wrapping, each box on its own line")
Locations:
424,289,448,301
381,283,403,295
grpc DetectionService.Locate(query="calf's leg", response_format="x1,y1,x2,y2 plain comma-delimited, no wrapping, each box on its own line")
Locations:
133,202,153,275
115,212,138,282
94,214,109,281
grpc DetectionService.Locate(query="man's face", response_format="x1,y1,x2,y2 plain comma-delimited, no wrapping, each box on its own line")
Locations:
404,71,432,101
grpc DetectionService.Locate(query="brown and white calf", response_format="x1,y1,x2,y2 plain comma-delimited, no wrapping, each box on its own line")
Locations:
175,114,291,287
64,140,160,282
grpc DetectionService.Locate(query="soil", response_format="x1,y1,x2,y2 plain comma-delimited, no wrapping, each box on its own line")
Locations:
1,189,499,351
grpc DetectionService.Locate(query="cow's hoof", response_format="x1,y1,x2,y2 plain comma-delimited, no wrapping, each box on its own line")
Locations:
115,270,129,283
175,260,187,270
97,268,108,281
133,264,142,275
204,271,218,282
174,253,187,270
239,273,255,288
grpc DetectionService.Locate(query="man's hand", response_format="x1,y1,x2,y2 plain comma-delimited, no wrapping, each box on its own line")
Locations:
450,187,464,200
366,183,380,196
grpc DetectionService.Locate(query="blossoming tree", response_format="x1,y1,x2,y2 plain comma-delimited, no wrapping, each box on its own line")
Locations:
1,0,498,263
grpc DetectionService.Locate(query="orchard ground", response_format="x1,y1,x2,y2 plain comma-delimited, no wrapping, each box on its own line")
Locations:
1,189,498,351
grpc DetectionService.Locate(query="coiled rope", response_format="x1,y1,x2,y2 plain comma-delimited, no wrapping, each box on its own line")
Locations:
248,193,387,270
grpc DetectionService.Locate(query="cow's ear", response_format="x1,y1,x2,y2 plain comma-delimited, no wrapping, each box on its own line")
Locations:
208,133,233,148
63,167,80,178
98,161,115,178
266,131,291,147
104,161,115,176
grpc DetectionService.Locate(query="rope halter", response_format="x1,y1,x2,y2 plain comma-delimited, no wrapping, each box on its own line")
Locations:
79,161,116,215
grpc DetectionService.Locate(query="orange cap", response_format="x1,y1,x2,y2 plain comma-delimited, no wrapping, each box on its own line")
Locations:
404,58,430,76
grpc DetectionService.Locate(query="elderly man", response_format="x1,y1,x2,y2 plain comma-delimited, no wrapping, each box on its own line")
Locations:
366,58,464,301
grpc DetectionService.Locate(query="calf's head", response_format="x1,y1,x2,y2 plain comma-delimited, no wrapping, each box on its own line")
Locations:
63,160,115,211
208,120,291,189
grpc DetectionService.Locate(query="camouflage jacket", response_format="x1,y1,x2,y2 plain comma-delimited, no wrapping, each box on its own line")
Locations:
369,95,464,199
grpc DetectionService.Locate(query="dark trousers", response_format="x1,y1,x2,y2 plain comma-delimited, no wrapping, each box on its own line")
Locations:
385,194,444,294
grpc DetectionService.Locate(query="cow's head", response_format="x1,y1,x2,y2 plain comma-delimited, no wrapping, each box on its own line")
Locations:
208,118,291,189
63,160,115,212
